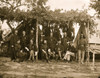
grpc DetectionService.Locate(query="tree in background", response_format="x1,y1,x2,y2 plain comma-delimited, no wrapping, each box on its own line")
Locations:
90,0,100,17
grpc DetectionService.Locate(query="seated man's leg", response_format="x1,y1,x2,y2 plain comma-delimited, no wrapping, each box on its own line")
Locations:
31,50,34,61
78,50,81,63
81,50,85,64
67,54,70,62
63,52,68,60
58,51,62,60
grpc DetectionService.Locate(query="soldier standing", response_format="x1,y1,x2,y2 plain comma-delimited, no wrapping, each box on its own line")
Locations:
47,32,57,53
28,39,34,62
61,32,68,54
21,31,29,60
10,30,19,61
10,33,15,61
0,29,3,42
78,33,87,64
15,40,21,61
30,29,34,42
41,40,49,62
21,31,27,52
53,25,61,41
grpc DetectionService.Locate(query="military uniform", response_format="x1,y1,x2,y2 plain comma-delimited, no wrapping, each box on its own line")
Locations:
47,36,57,52
10,34,19,61
61,37,68,52
0,30,3,41
41,42,49,62
56,43,64,60
78,38,87,51
15,42,21,53
67,27,75,41
53,28,61,41
29,43,34,61
15,42,21,59
78,36,87,64
21,35,27,52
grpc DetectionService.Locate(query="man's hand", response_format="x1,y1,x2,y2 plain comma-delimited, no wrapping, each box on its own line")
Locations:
42,49,46,53
25,47,29,51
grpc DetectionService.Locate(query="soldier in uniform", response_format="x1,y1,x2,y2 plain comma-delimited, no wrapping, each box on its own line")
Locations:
21,31,29,60
41,40,49,62
30,29,34,42
56,40,64,60
15,40,21,61
47,32,57,53
10,33,15,61
21,31,27,52
10,30,19,61
63,42,75,62
53,25,61,41
61,32,68,54
78,33,87,64
28,39,34,62
0,29,3,42
0,29,3,53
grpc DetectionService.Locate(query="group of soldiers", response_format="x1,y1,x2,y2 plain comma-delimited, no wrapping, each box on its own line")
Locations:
9,27,77,63
10,29,37,62
0,23,87,64
39,30,77,63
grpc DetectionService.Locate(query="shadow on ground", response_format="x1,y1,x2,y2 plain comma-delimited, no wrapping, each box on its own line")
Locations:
0,57,100,78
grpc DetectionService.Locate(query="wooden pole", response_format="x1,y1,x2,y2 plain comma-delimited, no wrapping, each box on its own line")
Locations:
87,21,90,63
93,50,95,69
92,43,96,70
36,19,39,61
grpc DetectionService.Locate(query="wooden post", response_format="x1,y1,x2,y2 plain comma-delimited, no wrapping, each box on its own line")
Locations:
92,43,96,69
93,51,95,69
36,19,39,61
87,21,90,63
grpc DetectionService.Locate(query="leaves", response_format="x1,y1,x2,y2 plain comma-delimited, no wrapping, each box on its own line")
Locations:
90,0,100,17
0,0,96,33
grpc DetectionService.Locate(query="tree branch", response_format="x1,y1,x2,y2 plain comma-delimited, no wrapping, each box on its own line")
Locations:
0,0,13,7
6,21,14,33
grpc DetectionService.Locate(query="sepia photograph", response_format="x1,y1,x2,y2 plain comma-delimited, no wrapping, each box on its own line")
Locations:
0,0,100,78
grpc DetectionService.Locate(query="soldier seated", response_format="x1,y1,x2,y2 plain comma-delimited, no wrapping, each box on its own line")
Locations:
63,42,75,62
48,48,55,60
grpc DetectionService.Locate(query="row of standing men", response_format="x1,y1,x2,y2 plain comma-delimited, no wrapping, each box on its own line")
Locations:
10,29,87,64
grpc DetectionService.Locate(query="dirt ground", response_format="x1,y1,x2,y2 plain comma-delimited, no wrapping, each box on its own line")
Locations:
0,57,100,78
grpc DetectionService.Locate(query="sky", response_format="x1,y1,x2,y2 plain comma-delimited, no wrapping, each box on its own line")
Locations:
47,0,90,10
46,0,96,15
1,0,96,30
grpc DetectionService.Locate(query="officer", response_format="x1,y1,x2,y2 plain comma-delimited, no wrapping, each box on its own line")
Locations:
61,32,68,53
78,33,87,64
28,39,34,61
41,40,49,62
15,40,21,61
21,31,27,52
47,32,57,52
21,31,29,60
10,30,19,61
56,40,64,60
30,29,34,42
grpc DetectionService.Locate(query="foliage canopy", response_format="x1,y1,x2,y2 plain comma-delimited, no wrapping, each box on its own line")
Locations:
0,0,96,33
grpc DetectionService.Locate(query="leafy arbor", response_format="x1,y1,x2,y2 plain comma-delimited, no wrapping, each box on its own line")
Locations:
0,0,96,34
0,0,96,59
